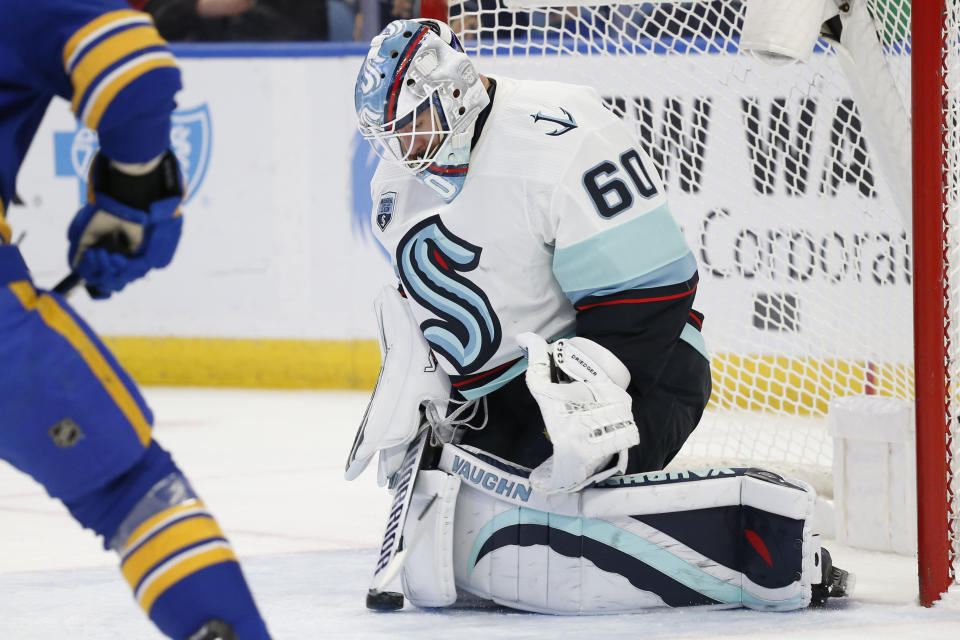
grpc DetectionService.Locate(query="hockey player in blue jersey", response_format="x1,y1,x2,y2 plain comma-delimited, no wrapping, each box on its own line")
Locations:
0,2,270,638
347,18,852,614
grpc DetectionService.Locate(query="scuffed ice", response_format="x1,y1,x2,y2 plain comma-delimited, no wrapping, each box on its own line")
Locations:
1,389,959,638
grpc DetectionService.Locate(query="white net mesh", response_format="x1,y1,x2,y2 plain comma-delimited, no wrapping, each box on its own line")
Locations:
432,0,960,589
438,0,915,496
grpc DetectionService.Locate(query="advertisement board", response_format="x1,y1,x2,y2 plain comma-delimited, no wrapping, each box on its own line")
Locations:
7,46,909,386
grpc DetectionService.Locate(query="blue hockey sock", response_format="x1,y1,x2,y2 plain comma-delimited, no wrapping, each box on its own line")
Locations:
143,559,271,639
65,442,270,639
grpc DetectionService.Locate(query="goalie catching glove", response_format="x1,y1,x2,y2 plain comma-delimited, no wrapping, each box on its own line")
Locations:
516,332,639,494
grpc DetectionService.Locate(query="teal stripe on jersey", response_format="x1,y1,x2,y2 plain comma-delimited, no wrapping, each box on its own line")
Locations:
553,204,696,304
458,328,574,400
680,323,709,361
458,357,527,401
564,254,698,305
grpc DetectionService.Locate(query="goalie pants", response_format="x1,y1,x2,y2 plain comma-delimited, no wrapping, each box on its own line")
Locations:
459,338,711,473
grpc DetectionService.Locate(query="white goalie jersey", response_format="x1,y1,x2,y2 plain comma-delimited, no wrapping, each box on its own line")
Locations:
369,75,698,399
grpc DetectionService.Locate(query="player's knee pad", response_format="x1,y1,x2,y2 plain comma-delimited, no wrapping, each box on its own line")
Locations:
64,440,178,544
106,457,238,612
403,443,820,614
0,262,153,501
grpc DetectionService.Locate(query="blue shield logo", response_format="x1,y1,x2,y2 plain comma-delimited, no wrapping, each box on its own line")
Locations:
170,104,212,203
69,128,99,183
54,103,213,205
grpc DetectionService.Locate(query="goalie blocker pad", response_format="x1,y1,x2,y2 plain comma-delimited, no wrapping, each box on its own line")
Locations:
345,285,450,485
401,444,819,613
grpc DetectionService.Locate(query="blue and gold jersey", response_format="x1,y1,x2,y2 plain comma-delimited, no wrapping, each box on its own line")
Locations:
0,0,182,243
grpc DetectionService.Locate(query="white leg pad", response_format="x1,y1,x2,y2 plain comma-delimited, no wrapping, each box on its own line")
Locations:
412,444,821,614
400,469,461,607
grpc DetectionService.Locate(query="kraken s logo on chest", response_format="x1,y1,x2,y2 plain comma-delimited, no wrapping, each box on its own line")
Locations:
396,216,502,375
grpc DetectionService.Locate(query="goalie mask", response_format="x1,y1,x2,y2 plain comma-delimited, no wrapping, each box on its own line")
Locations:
355,19,490,202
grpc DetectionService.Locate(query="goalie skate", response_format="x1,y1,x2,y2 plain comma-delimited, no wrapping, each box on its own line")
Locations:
811,548,854,606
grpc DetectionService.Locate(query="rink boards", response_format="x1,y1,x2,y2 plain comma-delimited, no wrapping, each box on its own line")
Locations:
8,44,910,406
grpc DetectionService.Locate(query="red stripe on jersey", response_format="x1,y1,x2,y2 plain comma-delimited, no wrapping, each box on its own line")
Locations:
688,312,703,329
575,282,698,310
452,358,520,388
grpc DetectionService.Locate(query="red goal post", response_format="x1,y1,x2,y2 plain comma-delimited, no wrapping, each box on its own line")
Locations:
912,0,956,609
418,0,957,605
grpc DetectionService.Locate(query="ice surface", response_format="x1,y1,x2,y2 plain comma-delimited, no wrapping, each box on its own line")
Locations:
1,388,959,638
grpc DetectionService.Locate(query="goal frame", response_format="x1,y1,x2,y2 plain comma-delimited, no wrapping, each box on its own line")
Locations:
912,0,953,608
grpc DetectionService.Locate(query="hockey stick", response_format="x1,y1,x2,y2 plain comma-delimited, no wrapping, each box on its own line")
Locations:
52,271,85,297
367,493,438,602
366,425,435,611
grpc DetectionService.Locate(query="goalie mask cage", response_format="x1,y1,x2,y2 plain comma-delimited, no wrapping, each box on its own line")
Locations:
419,0,958,605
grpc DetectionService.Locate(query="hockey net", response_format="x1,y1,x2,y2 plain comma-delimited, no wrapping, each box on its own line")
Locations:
419,0,958,603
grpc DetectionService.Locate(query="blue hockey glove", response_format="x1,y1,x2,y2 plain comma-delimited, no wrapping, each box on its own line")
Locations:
67,151,184,299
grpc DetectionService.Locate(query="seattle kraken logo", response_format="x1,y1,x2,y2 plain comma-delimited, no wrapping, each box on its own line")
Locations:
54,104,212,204
376,191,396,230
396,216,501,374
